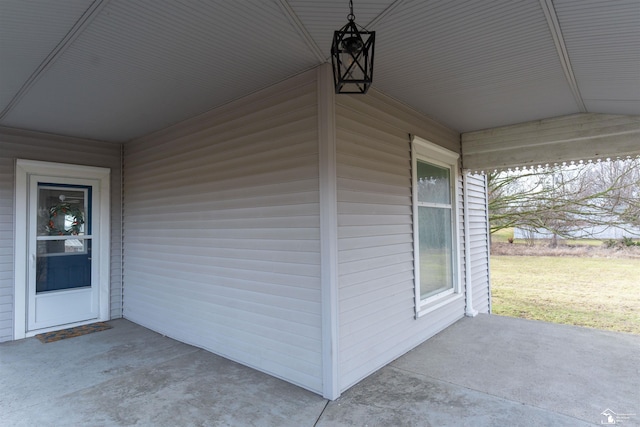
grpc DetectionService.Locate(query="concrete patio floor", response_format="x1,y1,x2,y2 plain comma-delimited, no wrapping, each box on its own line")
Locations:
1,314,638,426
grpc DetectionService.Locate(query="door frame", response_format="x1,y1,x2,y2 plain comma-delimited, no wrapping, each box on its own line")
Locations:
14,159,110,339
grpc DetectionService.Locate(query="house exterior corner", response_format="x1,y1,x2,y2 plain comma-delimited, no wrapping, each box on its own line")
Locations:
1,66,492,399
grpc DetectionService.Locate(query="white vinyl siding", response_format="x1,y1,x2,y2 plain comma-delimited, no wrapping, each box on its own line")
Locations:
336,92,463,391
465,173,491,314
122,71,323,393
0,156,14,341
0,128,123,342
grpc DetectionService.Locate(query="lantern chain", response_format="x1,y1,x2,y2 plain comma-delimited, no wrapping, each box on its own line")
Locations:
347,0,355,22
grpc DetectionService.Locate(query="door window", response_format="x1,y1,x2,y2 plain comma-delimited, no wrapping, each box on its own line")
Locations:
36,185,92,293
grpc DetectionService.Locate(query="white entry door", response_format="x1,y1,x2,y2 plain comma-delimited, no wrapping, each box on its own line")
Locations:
15,160,110,337
28,178,99,330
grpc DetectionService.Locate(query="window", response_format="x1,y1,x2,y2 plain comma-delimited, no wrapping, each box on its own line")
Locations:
412,136,461,315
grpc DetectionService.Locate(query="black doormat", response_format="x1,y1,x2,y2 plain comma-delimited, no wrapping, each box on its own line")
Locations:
35,322,113,343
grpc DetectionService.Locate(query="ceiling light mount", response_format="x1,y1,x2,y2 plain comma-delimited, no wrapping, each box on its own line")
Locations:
331,0,375,94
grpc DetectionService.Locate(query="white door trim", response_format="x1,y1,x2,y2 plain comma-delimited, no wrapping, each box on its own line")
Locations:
14,160,110,339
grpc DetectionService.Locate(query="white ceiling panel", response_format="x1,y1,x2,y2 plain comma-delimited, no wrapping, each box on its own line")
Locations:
372,0,579,132
0,0,637,141
1,0,318,141
288,0,395,58
554,0,640,114
0,0,95,112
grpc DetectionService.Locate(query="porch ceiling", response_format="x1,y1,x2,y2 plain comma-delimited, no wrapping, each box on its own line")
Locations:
1,0,638,142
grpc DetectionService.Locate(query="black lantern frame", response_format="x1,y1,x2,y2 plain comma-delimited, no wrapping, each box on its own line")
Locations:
331,3,375,94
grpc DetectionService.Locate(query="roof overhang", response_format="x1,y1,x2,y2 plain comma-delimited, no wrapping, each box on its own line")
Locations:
1,0,638,146
461,113,640,172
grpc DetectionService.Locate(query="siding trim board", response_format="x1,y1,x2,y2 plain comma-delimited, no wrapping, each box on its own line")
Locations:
463,172,479,317
483,172,492,314
317,65,340,400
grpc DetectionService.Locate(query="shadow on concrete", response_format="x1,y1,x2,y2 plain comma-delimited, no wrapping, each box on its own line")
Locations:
1,314,637,426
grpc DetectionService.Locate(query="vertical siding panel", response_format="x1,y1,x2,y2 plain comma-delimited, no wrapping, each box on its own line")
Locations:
336,93,462,391
458,175,467,313
0,129,123,342
0,157,14,341
466,173,491,313
123,71,323,393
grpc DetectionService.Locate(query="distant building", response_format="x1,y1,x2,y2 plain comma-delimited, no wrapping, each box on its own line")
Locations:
514,224,640,240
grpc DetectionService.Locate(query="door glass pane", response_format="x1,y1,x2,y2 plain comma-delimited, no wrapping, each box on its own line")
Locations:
36,185,91,293
418,206,453,299
417,161,450,204
38,188,87,237
36,238,87,255
36,240,92,292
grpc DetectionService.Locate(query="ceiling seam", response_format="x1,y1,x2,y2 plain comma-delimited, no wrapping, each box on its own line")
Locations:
539,0,587,113
0,0,110,121
276,0,327,63
366,0,405,29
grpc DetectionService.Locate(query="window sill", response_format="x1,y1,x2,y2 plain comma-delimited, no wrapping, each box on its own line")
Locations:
416,292,463,318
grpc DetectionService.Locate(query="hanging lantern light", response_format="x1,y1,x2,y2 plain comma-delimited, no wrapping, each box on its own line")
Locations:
331,0,375,94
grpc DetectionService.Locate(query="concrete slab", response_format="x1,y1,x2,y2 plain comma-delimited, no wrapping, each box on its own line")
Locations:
391,315,640,425
316,366,593,426
0,319,198,415
1,315,638,426
0,319,326,426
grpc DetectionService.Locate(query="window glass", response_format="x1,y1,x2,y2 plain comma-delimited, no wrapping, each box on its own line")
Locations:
418,206,453,299
417,161,450,204
414,153,457,308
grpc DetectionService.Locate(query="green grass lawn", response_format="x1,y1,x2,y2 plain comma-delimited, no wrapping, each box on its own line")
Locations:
491,256,640,334
492,228,514,243
492,227,604,246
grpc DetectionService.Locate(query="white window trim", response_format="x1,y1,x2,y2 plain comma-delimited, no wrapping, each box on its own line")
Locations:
411,136,462,317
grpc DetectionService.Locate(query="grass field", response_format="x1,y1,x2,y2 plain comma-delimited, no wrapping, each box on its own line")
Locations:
492,227,606,246
492,228,514,243
491,255,640,334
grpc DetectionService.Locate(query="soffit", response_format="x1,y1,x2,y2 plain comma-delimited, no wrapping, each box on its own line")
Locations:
554,0,640,113
0,0,638,143
0,0,95,110
0,0,318,142
371,0,579,132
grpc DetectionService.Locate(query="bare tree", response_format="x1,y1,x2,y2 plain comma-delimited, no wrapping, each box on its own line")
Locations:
488,158,640,241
